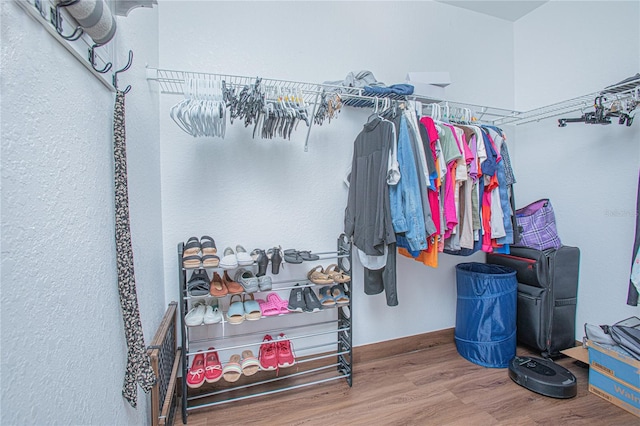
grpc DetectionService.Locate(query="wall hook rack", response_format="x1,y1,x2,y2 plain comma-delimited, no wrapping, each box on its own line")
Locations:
52,0,84,41
113,50,133,94
89,42,112,74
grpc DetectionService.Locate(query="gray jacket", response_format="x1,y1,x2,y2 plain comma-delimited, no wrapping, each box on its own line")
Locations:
344,118,396,255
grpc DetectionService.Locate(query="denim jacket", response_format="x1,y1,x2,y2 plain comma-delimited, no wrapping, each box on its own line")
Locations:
389,115,428,252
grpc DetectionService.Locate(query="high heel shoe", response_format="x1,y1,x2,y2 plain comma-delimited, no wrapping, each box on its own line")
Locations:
269,246,283,275
256,250,268,277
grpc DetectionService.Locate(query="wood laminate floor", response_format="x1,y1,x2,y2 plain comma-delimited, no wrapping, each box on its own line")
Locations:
181,342,638,425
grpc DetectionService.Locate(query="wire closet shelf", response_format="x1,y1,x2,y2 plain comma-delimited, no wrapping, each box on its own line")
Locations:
493,75,640,126
147,68,639,129
146,67,519,122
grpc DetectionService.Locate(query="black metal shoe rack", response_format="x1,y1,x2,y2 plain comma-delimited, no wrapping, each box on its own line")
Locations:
177,234,352,423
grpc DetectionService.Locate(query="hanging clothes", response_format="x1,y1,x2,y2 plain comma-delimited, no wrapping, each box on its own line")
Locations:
113,90,157,408
345,103,519,305
344,116,398,306
344,117,396,256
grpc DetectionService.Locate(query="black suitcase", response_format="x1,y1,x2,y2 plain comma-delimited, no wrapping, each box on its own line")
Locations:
486,246,580,357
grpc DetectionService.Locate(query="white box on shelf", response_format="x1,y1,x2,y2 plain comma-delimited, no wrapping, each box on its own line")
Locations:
405,72,451,100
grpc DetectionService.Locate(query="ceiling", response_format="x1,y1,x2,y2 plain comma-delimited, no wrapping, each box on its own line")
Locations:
436,1,549,22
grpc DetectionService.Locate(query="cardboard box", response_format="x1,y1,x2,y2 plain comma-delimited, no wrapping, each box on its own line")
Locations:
587,339,640,418
587,340,640,389
561,345,589,364
589,368,640,417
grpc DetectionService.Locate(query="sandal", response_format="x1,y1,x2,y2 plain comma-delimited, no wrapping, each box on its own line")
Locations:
188,269,210,296
241,350,261,376
209,272,228,297
202,253,220,268
200,236,217,255
331,284,350,306
307,265,333,285
204,348,222,383
283,249,303,264
318,286,336,308
183,237,202,268
299,250,320,261
235,244,254,266
183,237,201,256
266,292,290,315
325,264,351,283
222,354,243,382
243,294,262,321
226,294,246,325
257,298,280,317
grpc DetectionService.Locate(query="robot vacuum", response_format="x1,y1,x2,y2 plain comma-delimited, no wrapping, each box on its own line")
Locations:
508,356,577,398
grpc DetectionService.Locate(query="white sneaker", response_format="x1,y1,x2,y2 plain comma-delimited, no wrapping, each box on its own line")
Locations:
203,305,223,324
185,302,206,327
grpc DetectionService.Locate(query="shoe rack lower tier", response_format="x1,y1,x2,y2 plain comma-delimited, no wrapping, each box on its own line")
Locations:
177,235,353,423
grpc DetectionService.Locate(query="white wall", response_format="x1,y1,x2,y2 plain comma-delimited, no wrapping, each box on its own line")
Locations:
513,0,640,334
158,1,515,347
1,3,164,425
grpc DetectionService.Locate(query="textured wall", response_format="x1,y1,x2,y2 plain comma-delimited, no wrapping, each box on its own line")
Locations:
158,1,515,347
1,3,163,425
513,1,640,332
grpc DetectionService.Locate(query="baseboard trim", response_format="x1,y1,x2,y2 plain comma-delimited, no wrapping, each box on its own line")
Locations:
353,328,455,364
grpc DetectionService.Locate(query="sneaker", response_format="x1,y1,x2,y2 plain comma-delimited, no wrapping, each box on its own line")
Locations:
219,247,238,270
186,352,206,388
203,304,222,325
287,284,306,313
258,334,278,371
303,287,323,313
276,333,295,368
185,301,206,327
234,268,259,293
258,275,272,291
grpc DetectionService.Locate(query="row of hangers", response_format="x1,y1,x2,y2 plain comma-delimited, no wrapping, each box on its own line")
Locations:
170,78,226,138
314,91,343,126
170,77,313,139
257,87,311,140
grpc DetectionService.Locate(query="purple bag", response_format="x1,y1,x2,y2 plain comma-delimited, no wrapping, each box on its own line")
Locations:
515,199,562,250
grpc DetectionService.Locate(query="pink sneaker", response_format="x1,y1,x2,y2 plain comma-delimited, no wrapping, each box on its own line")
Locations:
277,333,295,368
259,334,278,371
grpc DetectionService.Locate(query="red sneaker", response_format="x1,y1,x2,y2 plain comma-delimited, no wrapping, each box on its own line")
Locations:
204,348,222,383
186,352,205,388
277,333,295,368
258,334,278,371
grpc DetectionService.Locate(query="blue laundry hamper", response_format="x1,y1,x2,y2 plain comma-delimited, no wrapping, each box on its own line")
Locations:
455,262,517,368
